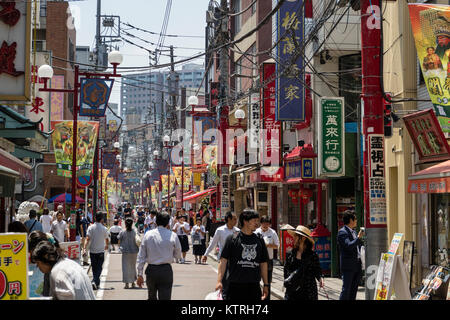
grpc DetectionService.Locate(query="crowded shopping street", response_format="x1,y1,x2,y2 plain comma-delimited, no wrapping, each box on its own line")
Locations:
0,0,449,309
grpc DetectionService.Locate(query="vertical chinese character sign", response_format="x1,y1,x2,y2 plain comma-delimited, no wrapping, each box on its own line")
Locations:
318,97,345,176
0,233,28,300
0,1,31,101
276,0,304,121
368,134,387,225
409,4,450,132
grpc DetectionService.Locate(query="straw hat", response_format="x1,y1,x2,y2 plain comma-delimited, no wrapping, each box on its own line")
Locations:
287,225,315,245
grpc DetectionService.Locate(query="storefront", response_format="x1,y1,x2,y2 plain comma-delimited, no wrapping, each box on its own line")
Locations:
408,160,450,270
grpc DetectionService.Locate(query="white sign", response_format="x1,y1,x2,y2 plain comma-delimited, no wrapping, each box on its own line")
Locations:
0,1,31,101
248,93,260,152
368,134,387,225
220,172,230,221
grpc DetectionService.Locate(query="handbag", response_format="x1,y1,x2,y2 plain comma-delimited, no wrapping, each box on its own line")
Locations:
284,268,300,290
135,232,141,247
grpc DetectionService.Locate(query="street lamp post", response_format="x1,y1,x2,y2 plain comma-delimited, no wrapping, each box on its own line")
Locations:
38,51,123,241
153,150,161,209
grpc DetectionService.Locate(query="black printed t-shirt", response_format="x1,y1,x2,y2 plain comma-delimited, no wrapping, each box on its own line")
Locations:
221,231,269,284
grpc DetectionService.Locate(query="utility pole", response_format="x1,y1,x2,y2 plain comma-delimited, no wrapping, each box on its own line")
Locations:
217,0,230,222
93,0,102,216
361,0,388,299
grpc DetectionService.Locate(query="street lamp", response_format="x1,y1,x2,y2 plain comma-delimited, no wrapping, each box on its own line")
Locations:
38,50,123,241
188,95,199,107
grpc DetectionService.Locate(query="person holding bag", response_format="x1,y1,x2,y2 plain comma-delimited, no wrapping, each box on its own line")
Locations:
118,218,139,289
283,225,324,300
191,219,206,264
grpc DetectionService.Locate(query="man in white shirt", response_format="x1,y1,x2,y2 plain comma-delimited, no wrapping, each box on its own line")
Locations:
109,220,122,252
39,208,52,233
255,216,280,300
50,211,69,243
202,211,239,263
83,212,109,290
137,212,181,300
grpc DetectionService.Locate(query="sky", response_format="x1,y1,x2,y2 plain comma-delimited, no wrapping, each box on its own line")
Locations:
70,0,210,105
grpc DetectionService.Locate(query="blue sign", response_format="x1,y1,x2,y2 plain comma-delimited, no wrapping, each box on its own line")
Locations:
79,78,114,117
302,158,313,178
276,0,304,121
314,236,331,274
285,160,302,179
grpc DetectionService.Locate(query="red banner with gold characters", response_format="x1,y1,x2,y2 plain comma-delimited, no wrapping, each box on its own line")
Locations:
0,233,28,300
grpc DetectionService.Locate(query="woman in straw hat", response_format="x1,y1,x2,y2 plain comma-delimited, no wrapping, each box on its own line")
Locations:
283,225,324,300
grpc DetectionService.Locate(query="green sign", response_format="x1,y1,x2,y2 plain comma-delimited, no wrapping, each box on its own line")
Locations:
318,97,345,176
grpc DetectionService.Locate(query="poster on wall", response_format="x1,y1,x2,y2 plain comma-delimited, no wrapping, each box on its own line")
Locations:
368,134,387,226
0,233,28,300
50,121,99,178
409,4,450,132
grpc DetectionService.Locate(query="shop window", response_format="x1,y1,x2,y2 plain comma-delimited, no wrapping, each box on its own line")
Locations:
431,194,449,267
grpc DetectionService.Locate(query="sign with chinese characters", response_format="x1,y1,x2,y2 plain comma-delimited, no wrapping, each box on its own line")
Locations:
302,158,314,179
318,97,345,176
276,0,304,121
262,63,281,165
102,151,117,170
50,75,65,121
248,93,260,162
26,52,51,132
409,4,450,116
0,1,31,101
79,78,114,117
220,170,230,222
403,108,450,163
368,134,387,225
313,236,331,276
51,121,99,178
285,160,302,179
59,241,81,263
0,233,28,300
209,81,219,110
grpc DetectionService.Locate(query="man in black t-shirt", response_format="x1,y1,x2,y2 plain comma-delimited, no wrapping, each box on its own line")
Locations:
216,209,269,300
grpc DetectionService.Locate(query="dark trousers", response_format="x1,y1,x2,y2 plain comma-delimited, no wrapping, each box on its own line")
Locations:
226,282,262,301
339,267,361,300
90,252,104,287
145,264,173,300
265,259,274,300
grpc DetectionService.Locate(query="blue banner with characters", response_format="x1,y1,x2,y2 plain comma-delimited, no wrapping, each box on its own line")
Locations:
276,0,304,121
79,78,114,117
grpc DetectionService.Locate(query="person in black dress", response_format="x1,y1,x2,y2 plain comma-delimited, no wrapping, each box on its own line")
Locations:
284,225,324,300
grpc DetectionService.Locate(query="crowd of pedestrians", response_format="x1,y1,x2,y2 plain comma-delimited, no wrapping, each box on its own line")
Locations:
4,201,365,301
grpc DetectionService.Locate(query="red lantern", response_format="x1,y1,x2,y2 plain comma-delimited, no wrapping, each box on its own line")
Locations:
288,189,300,204
300,188,313,205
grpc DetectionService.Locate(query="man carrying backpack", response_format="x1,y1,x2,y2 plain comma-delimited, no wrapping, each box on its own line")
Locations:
215,209,269,300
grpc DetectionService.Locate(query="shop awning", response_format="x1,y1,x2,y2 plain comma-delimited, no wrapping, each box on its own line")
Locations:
0,147,32,181
232,166,257,174
175,190,195,202
0,165,20,178
184,187,216,203
408,160,450,193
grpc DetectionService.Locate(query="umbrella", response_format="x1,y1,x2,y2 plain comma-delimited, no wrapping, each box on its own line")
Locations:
48,193,85,204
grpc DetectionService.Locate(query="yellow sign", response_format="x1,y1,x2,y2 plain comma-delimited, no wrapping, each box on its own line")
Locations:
193,172,202,186
172,167,192,191
0,233,28,300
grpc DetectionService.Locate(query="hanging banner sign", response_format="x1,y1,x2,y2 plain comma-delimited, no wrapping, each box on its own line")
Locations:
368,134,387,226
318,97,345,176
276,0,304,121
219,169,230,222
262,62,282,166
79,78,114,117
50,75,65,121
102,151,117,170
51,120,99,178
403,108,450,163
0,1,31,101
409,3,450,130
0,233,28,300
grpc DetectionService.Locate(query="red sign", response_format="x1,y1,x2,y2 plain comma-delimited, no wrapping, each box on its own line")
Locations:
281,230,294,262
261,63,281,165
403,109,450,163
